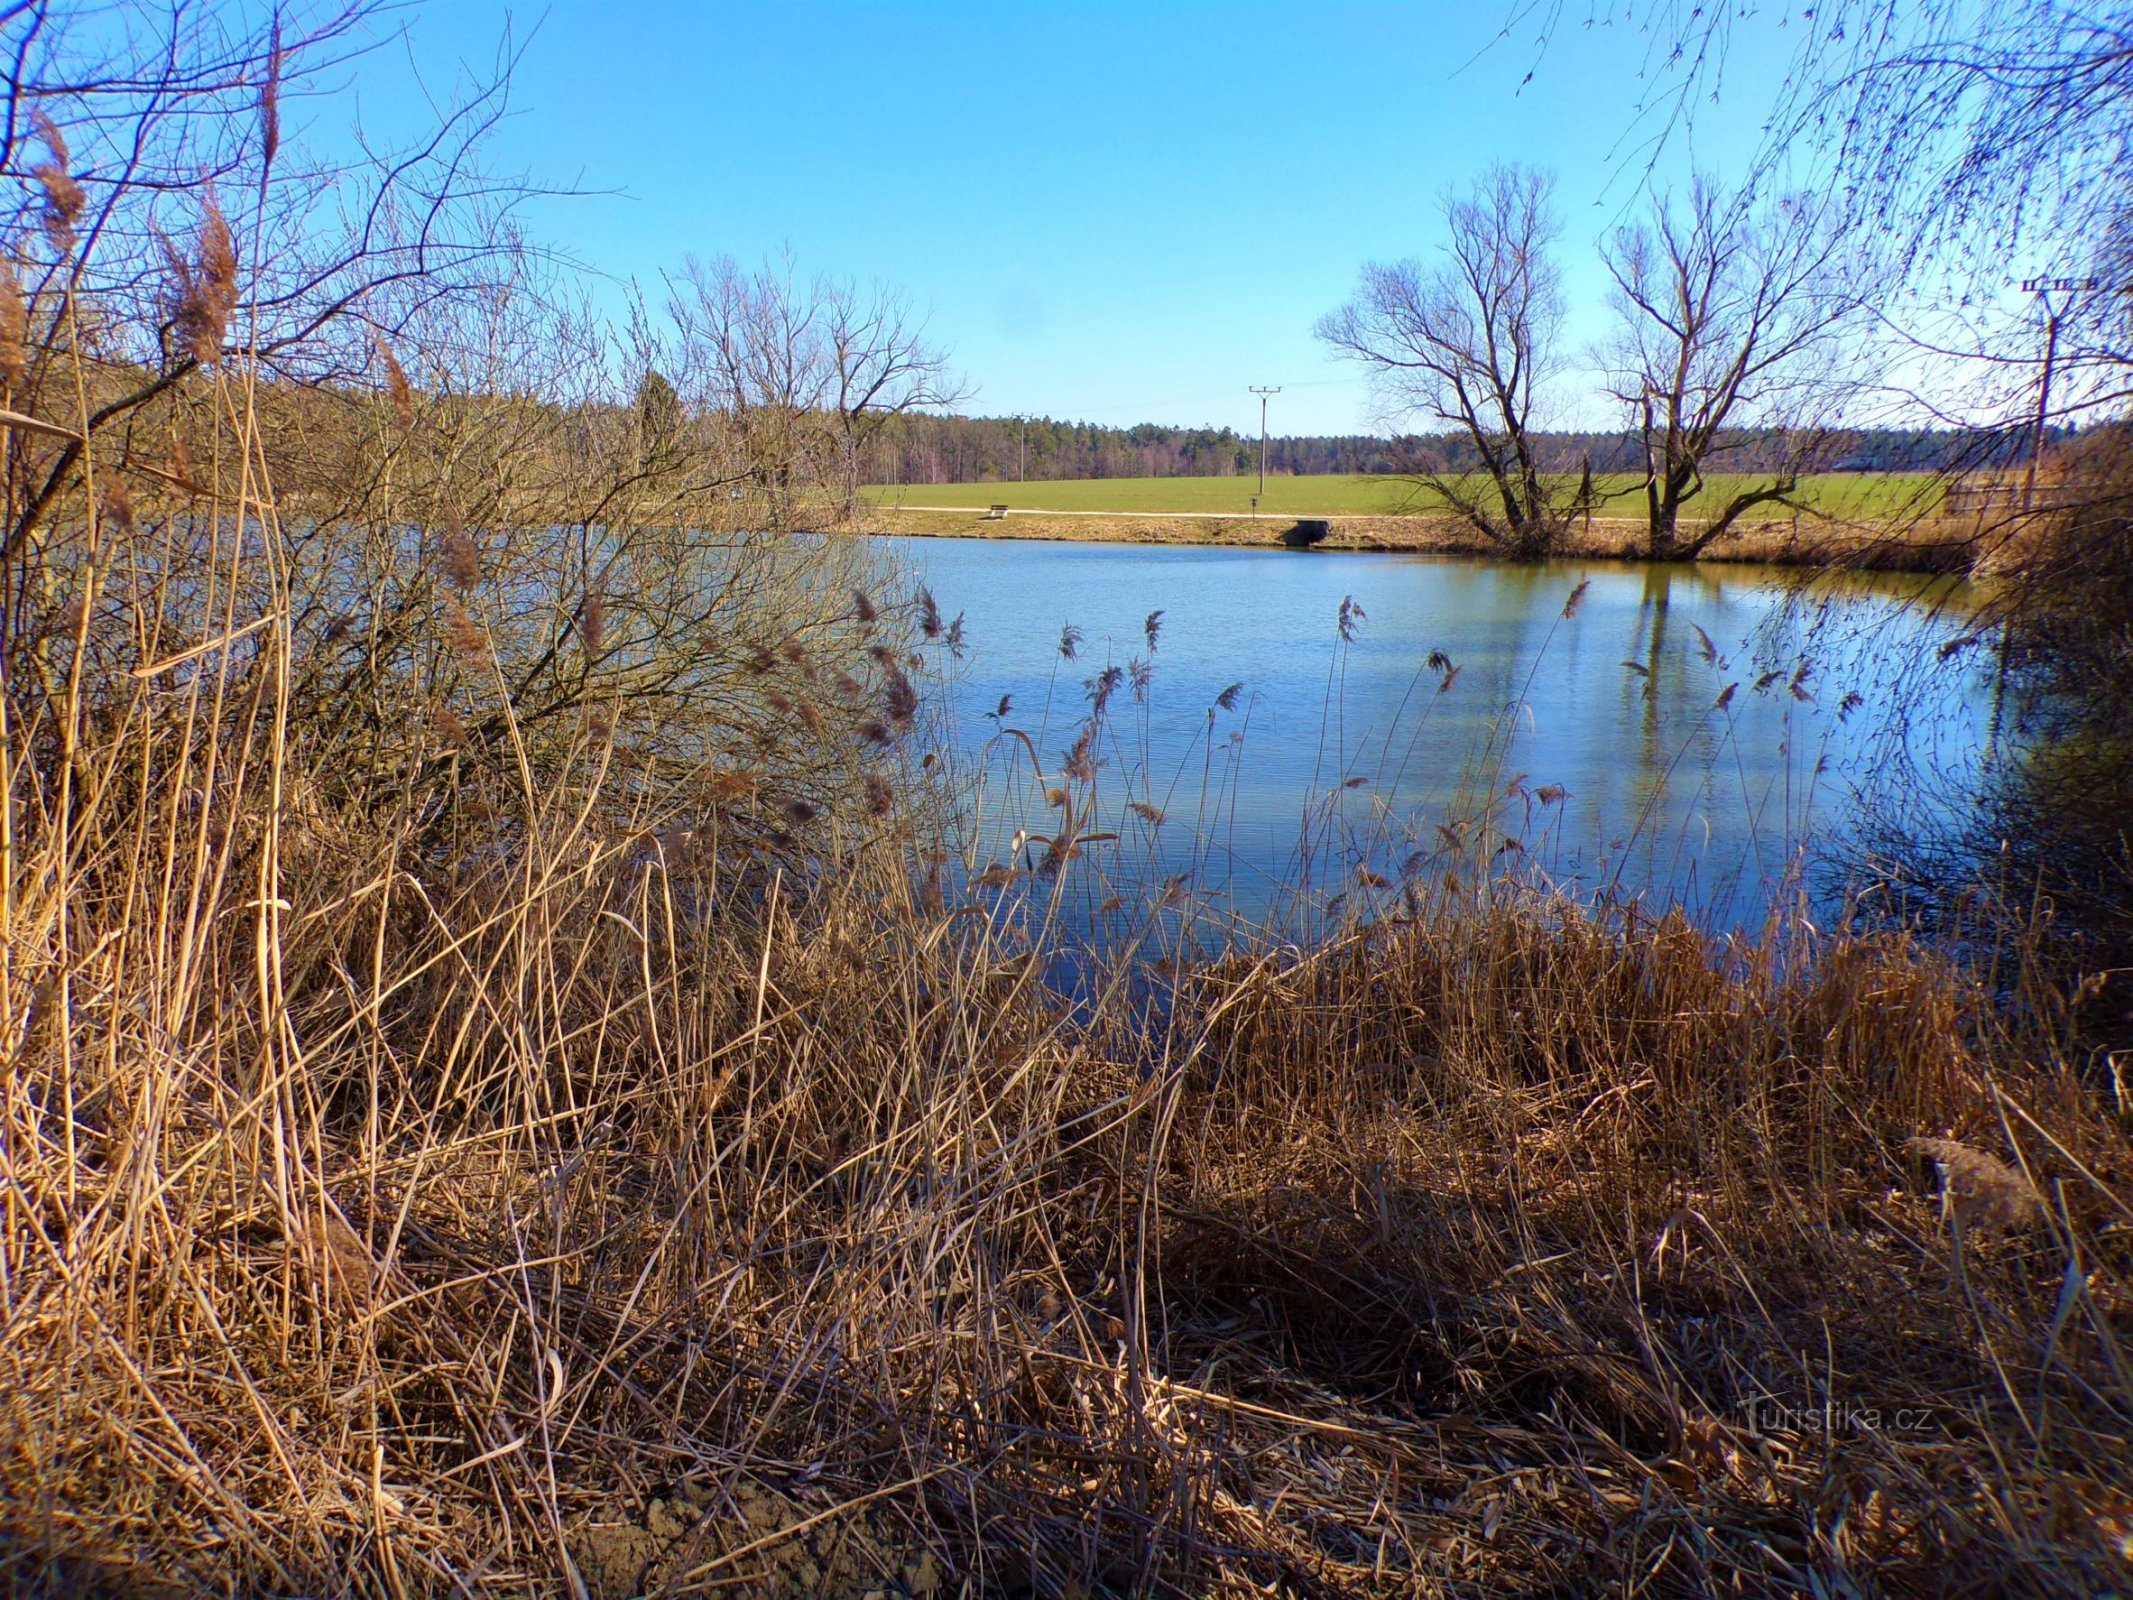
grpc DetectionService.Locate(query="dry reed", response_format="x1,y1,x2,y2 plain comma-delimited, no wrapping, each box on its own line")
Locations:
3,55,2130,1600
169,196,238,365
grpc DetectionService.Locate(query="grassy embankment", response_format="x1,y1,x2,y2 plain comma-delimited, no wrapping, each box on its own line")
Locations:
864,474,1981,569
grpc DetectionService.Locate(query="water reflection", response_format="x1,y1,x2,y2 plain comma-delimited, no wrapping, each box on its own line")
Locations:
891,538,1988,934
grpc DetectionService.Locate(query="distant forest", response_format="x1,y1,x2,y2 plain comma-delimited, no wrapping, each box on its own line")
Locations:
860,413,2062,485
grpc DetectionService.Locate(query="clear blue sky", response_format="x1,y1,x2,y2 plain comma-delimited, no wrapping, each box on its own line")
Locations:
330,1,1788,436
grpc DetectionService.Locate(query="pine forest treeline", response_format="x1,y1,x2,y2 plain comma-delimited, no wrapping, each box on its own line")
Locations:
859,413,2058,485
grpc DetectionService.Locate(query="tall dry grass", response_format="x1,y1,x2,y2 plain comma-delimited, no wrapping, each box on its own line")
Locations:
4,19,2133,1600
7,361,2132,1595
10,630,2133,1597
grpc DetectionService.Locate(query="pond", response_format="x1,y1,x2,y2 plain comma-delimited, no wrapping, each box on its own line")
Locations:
888,537,1994,938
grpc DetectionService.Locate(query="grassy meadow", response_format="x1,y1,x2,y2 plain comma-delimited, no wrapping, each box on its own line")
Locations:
868,471,1946,522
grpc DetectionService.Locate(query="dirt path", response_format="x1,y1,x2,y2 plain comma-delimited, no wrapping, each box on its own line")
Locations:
886,503,1345,520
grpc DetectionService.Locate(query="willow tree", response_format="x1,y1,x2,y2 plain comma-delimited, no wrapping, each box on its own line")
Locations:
1600,178,1863,559
1317,165,1579,560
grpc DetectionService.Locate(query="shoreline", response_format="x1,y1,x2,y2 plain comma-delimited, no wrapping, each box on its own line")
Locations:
852,506,1988,573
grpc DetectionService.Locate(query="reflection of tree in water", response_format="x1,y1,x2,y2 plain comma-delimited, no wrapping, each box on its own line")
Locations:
1615,563,1833,922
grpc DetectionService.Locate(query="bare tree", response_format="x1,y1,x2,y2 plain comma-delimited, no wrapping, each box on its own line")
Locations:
670,254,959,527
1559,1,2133,437
671,254,824,528
825,284,964,519
1600,179,1863,558
1317,165,1577,559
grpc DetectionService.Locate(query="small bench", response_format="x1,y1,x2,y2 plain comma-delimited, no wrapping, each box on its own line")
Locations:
983,503,1010,520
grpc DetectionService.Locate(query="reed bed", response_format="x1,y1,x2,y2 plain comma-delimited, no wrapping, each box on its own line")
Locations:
5,33,2131,1598
7,502,2133,1595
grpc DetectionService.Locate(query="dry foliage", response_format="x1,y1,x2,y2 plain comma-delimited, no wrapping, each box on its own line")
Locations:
7,689,2133,1597
2,6,2131,1600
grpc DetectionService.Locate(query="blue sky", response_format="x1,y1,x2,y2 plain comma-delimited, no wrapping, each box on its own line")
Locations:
328,1,1792,436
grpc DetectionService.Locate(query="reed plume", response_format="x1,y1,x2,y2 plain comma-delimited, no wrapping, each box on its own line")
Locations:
0,258,23,391
440,516,481,589
441,599,486,660
29,113,84,252
170,195,238,364
373,330,415,423
430,705,467,746
1085,664,1123,717
100,479,133,535
1062,724,1098,782
259,18,284,171
884,672,918,725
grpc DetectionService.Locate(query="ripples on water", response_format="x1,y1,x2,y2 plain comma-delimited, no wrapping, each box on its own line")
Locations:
888,537,1992,943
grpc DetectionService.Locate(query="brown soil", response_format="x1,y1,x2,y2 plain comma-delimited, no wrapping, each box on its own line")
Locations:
568,1475,941,1599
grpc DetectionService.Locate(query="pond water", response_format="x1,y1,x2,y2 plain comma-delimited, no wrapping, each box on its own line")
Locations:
889,537,1994,937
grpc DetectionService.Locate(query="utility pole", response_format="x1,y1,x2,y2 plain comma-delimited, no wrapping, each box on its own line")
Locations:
2022,311,2059,512
1249,386,1281,500
1016,414,1028,482
2018,279,2073,511
2015,273,2132,508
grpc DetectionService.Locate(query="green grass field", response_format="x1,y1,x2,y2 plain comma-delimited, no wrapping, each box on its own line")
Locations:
868,472,1943,522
